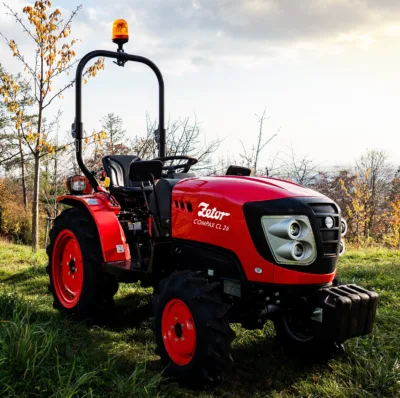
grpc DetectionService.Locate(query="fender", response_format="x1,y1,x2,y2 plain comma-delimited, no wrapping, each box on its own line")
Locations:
57,193,131,265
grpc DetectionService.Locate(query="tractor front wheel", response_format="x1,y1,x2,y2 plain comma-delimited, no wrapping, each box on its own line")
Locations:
273,314,345,356
153,271,235,386
273,314,314,345
46,208,118,320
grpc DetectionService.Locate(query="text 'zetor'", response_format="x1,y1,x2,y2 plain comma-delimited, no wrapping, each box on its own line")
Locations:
197,202,230,221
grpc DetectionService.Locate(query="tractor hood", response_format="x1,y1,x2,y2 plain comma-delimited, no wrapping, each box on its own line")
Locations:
174,175,326,205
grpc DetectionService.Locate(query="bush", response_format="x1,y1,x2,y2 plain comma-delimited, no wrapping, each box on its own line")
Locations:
0,179,32,244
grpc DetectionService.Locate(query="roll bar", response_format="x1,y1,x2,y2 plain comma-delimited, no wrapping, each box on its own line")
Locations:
73,50,165,191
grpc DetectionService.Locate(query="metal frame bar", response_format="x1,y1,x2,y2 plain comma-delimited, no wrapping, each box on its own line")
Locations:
74,50,165,190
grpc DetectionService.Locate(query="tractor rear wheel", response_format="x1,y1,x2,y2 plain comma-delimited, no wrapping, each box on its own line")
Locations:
153,271,235,386
46,208,118,320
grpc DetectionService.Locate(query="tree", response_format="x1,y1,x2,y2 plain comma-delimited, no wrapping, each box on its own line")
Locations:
101,113,126,154
0,1,104,251
279,143,319,187
0,70,35,209
133,114,220,172
355,149,394,238
239,108,278,175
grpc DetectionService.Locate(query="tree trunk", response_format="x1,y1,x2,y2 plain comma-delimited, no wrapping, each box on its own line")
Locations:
18,134,28,211
31,153,40,252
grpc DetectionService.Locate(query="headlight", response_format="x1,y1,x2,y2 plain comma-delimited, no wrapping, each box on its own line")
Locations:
340,219,348,237
324,216,334,229
261,216,317,265
66,175,89,195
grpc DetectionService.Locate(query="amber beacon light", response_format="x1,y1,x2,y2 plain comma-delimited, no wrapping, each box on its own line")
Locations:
112,19,129,45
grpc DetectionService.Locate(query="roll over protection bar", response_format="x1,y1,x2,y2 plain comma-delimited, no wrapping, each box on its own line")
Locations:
73,49,166,191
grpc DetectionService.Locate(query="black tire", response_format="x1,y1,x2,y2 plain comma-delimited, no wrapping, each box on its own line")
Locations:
153,271,235,387
46,207,118,320
273,314,315,345
273,315,345,357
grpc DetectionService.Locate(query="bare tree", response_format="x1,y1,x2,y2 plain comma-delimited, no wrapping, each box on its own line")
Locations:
239,108,278,175
133,114,220,172
355,149,394,238
101,113,126,154
280,143,319,187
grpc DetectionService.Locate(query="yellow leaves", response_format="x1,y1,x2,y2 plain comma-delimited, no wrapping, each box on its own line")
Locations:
83,79,87,85
83,57,105,83
84,137,89,144
8,40,20,57
26,133,35,143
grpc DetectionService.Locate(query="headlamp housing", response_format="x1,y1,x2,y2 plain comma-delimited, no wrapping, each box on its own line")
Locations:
261,215,317,265
66,175,92,195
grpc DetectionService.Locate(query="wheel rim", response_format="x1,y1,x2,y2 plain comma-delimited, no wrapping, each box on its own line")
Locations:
161,298,196,366
52,230,84,309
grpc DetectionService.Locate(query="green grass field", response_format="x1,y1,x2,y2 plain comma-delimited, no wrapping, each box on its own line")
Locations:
0,240,399,397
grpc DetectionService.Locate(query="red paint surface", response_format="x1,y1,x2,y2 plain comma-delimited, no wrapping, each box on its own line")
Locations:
162,298,196,366
171,176,333,285
57,193,130,264
52,230,84,308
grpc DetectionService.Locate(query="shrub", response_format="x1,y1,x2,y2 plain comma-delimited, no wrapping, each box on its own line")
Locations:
0,179,32,244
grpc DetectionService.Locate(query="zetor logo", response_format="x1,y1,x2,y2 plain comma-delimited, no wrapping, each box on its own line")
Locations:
197,202,230,221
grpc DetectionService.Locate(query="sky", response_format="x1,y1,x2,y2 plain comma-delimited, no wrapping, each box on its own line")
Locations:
1,0,400,171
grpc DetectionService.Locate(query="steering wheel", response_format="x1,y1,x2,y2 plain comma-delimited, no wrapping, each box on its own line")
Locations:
156,155,198,173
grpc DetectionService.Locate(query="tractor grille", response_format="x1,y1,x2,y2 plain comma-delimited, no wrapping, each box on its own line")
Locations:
309,203,340,256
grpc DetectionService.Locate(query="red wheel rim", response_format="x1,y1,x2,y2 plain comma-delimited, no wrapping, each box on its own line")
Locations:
161,298,196,366
52,230,84,309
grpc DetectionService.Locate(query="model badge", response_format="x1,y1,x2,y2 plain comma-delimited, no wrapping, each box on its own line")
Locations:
197,202,230,221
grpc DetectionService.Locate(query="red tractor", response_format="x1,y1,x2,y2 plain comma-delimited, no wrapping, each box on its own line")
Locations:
47,19,379,386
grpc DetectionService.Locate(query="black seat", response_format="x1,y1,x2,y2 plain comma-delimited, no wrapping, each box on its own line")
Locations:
102,155,152,195
129,160,163,182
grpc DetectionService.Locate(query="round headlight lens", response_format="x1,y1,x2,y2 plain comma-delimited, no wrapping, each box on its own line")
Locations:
288,221,301,238
292,242,304,260
341,219,347,237
325,216,334,229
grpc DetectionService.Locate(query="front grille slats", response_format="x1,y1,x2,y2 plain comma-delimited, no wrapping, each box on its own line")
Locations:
309,202,340,256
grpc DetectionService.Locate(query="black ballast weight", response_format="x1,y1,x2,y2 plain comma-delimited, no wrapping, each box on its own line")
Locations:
313,284,379,343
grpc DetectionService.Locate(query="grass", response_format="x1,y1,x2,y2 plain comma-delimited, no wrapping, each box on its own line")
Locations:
0,241,399,397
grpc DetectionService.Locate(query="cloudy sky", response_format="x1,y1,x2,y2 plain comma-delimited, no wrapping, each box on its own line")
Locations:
1,0,400,169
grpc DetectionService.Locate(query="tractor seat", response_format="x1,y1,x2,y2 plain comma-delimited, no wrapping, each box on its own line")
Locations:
102,155,152,195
